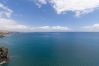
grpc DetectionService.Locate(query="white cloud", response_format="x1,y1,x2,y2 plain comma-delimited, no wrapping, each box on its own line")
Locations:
38,26,70,32
82,24,99,31
35,0,47,8
0,18,70,32
0,3,13,18
0,18,32,32
35,0,99,16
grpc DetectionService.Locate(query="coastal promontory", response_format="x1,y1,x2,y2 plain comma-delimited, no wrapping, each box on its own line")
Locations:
0,31,9,37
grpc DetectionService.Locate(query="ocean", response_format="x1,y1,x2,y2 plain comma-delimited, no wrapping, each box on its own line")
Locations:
0,32,99,66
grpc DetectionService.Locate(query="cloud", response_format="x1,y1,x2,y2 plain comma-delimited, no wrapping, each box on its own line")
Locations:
0,18,70,32
37,26,70,32
82,24,99,31
35,0,99,16
0,18,32,32
0,3,13,18
35,0,47,8
0,3,31,32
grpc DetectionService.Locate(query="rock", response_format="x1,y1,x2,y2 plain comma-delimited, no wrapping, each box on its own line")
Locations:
0,47,8,64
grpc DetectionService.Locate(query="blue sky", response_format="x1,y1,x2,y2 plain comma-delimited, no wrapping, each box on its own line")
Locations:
0,0,99,32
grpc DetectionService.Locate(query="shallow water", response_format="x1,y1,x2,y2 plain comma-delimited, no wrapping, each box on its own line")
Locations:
0,32,99,66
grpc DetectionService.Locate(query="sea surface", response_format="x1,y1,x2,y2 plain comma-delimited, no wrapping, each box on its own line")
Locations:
0,32,99,66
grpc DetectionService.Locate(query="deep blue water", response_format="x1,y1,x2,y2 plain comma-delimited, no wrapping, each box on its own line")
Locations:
0,32,99,66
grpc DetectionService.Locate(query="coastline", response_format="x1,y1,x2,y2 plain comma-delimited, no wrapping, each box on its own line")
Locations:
0,31,9,38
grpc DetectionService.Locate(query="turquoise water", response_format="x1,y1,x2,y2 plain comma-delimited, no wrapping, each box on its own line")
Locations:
0,32,99,66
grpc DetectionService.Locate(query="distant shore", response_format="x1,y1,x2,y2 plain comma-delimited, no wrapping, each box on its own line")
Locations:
0,31,9,38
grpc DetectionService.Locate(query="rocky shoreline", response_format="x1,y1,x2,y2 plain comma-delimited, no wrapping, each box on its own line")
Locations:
0,47,8,65
0,31,9,38
0,31,9,64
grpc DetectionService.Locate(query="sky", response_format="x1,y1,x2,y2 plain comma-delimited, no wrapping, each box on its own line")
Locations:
0,0,99,32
